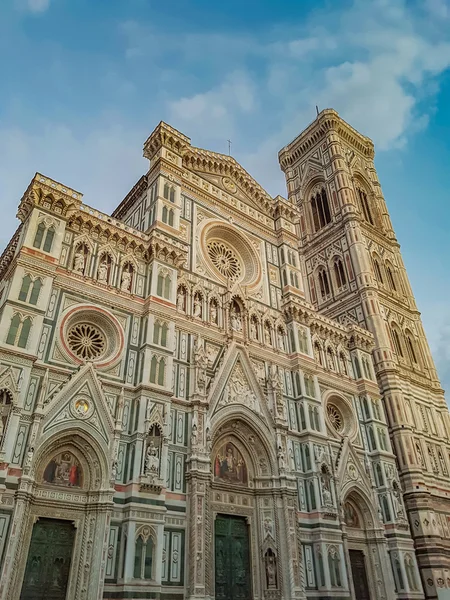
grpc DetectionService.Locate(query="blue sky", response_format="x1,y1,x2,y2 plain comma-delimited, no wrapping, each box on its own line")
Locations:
1,0,450,392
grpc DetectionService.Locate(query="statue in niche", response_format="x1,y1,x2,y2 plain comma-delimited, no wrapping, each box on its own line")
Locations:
177,287,186,312
193,294,202,318
121,268,132,291
97,260,108,283
145,441,160,475
191,422,198,447
194,335,208,394
264,324,272,345
230,302,242,332
277,329,285,351
314,343,322,365
73,248,85,274
265,549,277,588
320,466,333,507
210,301,218,324
277,445,286,471
392,482,405,518
250,318,258,340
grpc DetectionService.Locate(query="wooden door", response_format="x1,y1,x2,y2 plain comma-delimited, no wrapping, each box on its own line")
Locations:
349,549,371,600
20,518,76,600
215,515,251,600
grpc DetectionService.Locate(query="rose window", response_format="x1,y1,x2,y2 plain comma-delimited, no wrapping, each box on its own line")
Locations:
67,323,106,360
207,241,242,281
327,404,344,432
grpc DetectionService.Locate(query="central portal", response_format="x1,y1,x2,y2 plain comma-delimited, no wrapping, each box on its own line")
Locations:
20,517,76,600
215,514,251,600
349,549,371,600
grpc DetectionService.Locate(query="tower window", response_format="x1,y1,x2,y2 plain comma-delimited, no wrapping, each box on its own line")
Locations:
391,327,404,358
405,334,418,364
33,222,55,253
311,188,331,232
333,258,347,289
386,264,397,291
372,257,384,284
6,314,32,348
358,189,374,225
317,268,331,299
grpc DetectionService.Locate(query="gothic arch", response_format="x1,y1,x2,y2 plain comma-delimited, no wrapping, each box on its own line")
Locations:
32,428,111,491
209,413,276,479
342,487,379,530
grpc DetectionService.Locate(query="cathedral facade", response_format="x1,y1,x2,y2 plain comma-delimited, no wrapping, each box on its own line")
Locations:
0,109,448,600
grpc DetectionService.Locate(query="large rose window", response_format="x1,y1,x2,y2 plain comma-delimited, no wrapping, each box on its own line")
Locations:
59,305,124,368
200,221,261,287
327,404,344,433
207,240,242,281
67,323,106,360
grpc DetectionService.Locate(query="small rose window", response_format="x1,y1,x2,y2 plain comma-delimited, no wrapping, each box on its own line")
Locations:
327,403,344,433
68,323,106,360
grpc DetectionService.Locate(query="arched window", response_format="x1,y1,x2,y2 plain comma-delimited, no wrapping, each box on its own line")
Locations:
43,228,55,253
6,314,32,348
405,333,418,364
375,463,384,486
29,279,42,305
372,400,381,420
358,189,374,225
317,268,331,299
308,480,316,510
404,555,418,591
378,427,388,451
304,444,311,470
362,356,371,379
160,323,168,347
353,355,362,379
168,209,174,227
372,256,383,283
150,356,158,383
153,321,161,345
18,318,32,348
18,275,32,302
311,188,331,231
134,534,153,579
33,222,46,248
386,264,397,291
304,374,316,398
333,258,347,289
381,495,391,522
162,205,168,223
299,404,306,430
367,425,376,451
158,358,165,386
157,270,171,299
391,326,404,358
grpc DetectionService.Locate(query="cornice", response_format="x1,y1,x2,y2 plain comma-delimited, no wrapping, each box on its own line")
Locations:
183,146,275,216
17,173,82,223
278,109,374,170
111,174,148,220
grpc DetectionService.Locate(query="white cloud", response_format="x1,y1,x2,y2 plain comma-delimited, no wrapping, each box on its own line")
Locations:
15,0,51,13
168,71,256,144
0,118,147,249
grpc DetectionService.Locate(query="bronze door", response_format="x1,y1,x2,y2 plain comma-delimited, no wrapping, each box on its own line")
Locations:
215,515,251,600
349,549,371,600
20,518,76,600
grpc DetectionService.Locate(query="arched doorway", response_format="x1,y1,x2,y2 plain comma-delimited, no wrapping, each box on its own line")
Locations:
2,431,113,600
342,493,380,600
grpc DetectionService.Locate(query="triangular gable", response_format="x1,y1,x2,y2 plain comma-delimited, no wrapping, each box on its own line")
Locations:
41,363,115,445
0,366,19,399
185,147,274,217
335,439,373,500
208,343,273,428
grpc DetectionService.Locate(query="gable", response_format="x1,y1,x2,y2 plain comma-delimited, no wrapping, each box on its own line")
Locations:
40,363,115,446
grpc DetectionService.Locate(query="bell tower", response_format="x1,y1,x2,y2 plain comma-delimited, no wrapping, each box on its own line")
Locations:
279,109,450,598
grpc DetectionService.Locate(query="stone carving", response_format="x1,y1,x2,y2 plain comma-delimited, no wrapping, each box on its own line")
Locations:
193,335,208,394
221,364,257,412
230,303,242,332
177,287,186,312
210,301,218,324
144,441,160,476
121,269,132,292
265,549,277,588
97,261,108,283
73,248,85,274
193,294,202,318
